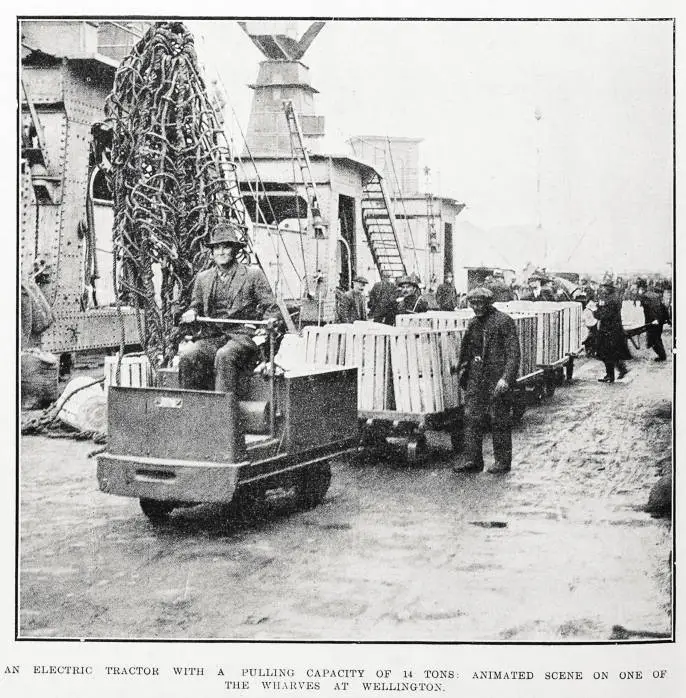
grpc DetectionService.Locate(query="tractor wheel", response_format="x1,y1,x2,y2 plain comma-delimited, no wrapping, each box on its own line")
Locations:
220,485,261,522
297,461,332,510
139,498,174,523
406,434,428,466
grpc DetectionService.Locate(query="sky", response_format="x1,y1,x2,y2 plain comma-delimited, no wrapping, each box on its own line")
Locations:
186,19,673,275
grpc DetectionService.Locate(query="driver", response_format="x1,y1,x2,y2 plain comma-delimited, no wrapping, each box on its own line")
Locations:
178,221,281,393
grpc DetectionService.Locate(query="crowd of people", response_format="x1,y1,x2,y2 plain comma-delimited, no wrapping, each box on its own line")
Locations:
175,225,671,479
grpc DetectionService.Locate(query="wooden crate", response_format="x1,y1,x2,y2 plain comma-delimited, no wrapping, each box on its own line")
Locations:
303,323,394,411
302,324,349,366
302,323,465,415
497,302,563,365
389,328,465,414
433,329,464,409
506,313,538,378
396,311,472,331
104,354,151,390
346,326,395,411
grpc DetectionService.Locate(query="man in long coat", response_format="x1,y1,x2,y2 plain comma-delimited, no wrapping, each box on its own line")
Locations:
593,281,631,382
436,272,459,310
454,287,521,475
179,221,281,393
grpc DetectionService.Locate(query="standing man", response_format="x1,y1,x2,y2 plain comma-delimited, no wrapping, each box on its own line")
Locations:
454,287,521,475
436,272,459,311
396,275,429,316
593,280,631,382
339,275,369,323
178,221,281,393
636,278,670,361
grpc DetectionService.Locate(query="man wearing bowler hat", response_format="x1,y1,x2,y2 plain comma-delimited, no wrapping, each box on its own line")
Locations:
178,220,281,394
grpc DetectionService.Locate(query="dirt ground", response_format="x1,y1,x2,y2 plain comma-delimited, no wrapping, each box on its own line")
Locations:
19,334,673,641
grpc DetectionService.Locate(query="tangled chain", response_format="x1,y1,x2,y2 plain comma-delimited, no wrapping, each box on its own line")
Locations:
105,22,247,368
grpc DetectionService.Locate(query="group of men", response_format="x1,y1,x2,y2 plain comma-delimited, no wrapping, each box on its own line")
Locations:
337,271,465,324
583,276,670,383
175,220,674,483
336,275,429,324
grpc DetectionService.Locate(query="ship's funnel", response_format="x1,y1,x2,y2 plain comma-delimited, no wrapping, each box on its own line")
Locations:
240,21,326,156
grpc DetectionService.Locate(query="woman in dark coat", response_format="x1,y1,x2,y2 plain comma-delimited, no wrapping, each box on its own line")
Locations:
593,282,631,382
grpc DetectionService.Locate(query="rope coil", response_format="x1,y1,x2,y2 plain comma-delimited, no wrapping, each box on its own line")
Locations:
105,21,247,368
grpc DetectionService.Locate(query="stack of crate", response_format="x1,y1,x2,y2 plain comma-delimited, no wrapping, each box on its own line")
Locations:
496,302,563,366
404,310,539,381
501,301,583,362
302,322,465,414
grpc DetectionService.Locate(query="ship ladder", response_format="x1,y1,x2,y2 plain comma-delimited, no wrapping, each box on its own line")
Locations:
361,172,407,282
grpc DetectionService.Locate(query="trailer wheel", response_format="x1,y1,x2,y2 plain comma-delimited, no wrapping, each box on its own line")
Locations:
406,434,428,466
449,427,463,454
139,498,174,522
297,461,332,510
511,400,526,424
544,377,557,398
565,359,575,382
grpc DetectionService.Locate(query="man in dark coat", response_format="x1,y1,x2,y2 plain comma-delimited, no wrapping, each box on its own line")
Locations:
593,281,631,382
436,272,459,311
338,275,369,323
636,278,670,361
179,221,281,393
395,275,429,317
454,287,521,475
368,279,399,325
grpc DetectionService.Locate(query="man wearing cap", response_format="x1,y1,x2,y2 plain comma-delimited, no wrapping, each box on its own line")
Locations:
455,287,521,475
636,278,670,362
396,275,429,316
338,275,369,323
178,221,281,394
